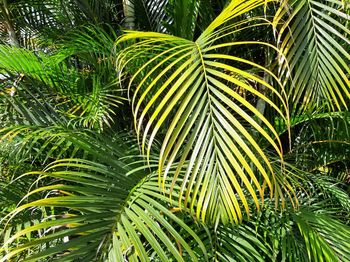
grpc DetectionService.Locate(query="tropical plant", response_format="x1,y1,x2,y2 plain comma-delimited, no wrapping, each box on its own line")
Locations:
0,0,350,261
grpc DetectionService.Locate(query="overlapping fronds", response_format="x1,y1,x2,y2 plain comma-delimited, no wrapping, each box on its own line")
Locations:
129,0,169,32
117,0,291,224
260,203,350,261
293,210,350,261
11,0,74,31
0,44,124,129
0,45,71,88
9,0,120,43
213,224,272,261
0,125,144,171
1,0,350,260
274,0,350,113
58,24,118,64
195,184,350,261
108,174,207,262
165,0,201,39
0,159,206,261
129,0,202,38
286,112,350,182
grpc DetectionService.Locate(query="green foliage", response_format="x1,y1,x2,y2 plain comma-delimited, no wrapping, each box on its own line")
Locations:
0,0,350,261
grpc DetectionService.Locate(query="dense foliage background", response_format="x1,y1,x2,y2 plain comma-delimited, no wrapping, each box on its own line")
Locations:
0,0,350,261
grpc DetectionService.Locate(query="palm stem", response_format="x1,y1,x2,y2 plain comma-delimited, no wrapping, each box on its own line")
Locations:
1,0,19,46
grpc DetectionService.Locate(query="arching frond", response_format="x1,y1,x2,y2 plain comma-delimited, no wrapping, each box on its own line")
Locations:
293,210,350,261
285,111,350,182
0,160,207,261
213,224,272,261
274,0,350,113
0,44,125,129
117,0,290,224
2,0,350,260
129,0,169,32
8,0,122,45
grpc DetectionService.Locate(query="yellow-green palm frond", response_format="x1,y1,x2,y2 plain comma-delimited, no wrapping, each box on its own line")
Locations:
117,0,291,224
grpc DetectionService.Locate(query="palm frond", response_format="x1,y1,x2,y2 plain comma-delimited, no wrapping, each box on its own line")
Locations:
165,0,201,39
8,0,122,46
130,0,169,32
117,0,290,224
0,159,207,261
293,210,350,261
0,44,125,129
213,224,272,261
286,111,350,181
274,0,350,113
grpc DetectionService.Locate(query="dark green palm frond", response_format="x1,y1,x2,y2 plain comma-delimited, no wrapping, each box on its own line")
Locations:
53,24,126,129
202,162,350,261
213,224,272,262
0,159,207,261
274,0,350,114
6,0,75,47
309,175,350,216
0,153,33,214
194,184,350,261
244,194,350,261
7,0,122,46
195,0,228,34
279,168,350,260
0,124,142,171
0,126,84,165
0,82,69,128
293,210,350,261
6,85,66,126
108,174,207,262
57,24,118,64
130,0,169,32
0,129,148,260
286,112,350,182
128,0,223,39
117,0,291,224
165,0,201,39
272,207,350,261
0,44,125,130
0,159,133,261
0,140,46,260
63,76,124,130
75,0,123,25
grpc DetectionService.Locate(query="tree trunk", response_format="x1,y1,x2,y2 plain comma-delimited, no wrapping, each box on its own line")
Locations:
1,0,19,46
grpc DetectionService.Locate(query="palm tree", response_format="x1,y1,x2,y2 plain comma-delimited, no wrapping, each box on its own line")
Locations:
0,0,350,261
